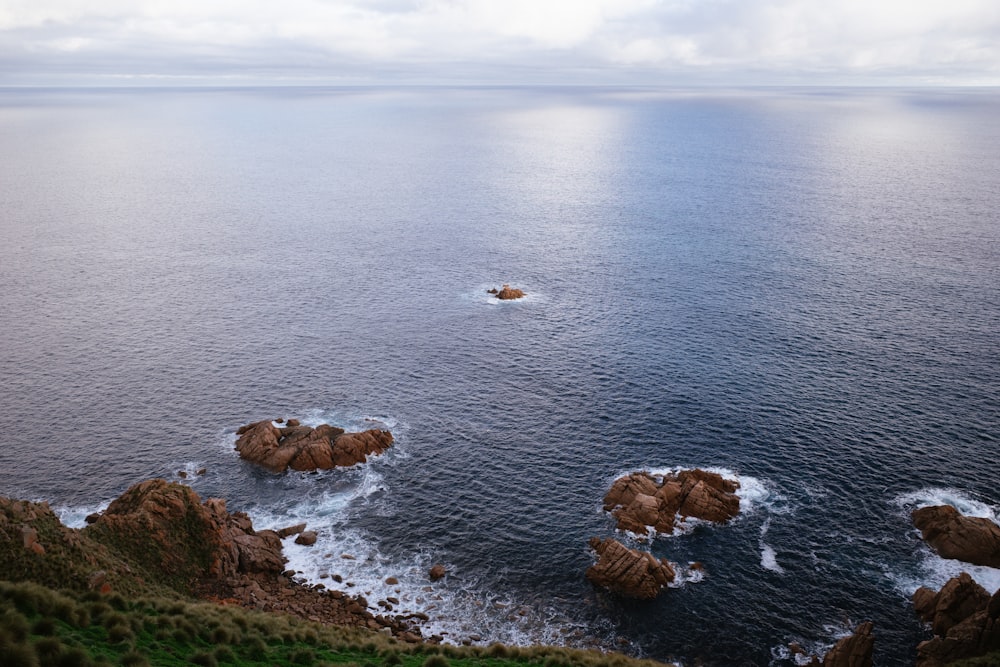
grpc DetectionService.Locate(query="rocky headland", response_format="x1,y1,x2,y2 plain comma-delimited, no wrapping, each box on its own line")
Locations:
907,505,1000,664
0,479,423,641
603,469,741,536
235,418,394,473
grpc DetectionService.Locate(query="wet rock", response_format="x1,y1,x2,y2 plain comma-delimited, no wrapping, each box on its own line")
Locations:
277,523,307,538
385,576,399,585
234,419,393,473
295,531,318,546
822,621,874,667
585,537,675,600
913,574,1000,666
912,505,1000,568
603,469,741,535
429,564,446,581
493,284,525,300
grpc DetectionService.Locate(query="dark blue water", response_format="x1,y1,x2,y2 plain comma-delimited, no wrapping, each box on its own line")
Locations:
1,86,998,666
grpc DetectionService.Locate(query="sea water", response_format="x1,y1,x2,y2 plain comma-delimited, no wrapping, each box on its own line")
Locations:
1,86,998,666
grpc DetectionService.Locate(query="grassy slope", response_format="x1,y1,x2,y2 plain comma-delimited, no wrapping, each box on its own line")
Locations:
0,581,667,667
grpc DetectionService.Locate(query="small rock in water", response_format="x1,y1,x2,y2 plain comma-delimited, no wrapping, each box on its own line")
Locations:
429,564,446,581
177,471,188,478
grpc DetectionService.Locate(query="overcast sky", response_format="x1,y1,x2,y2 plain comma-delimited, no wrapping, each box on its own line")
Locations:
2,0,999,86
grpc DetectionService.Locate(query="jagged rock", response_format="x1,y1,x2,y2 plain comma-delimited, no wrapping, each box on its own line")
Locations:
914,574,1000,666
823,622,874,667
603,469,741,535
493,284,525,300
429,564,446,581
277,523,307,538
912,505,1000,568
585,537,675,599
914,573,991,637
234,419,392,472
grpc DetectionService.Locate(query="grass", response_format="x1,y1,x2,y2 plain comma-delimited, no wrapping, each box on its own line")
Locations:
0,581,671,667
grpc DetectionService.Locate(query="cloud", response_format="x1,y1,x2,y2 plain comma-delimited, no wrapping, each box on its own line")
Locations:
1,0,999,84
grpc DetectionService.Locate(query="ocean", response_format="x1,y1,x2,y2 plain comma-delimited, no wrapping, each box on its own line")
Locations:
0,85,998,666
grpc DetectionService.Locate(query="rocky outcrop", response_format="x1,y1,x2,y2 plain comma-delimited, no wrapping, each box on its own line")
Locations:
912,573,1000,666
822,622,875,667
488,284,525,300
235,419,393,473
585,537,675,600
603,469,741,535
1,481,428,640
912,505,1000,568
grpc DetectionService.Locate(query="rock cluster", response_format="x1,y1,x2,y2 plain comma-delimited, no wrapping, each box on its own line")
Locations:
912,505,1000,568
235,419,393,473
912,573,1000,666
603,469,741,535
487,284,526,300
585,538,675,600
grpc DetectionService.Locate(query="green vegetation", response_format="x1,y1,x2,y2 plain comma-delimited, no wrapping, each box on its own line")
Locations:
0,581,669,667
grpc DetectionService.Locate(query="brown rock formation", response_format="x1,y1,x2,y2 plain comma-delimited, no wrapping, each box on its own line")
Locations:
2,482,423,639
493,284,525,300
429,564,446,581
913,573,1000,666
585,537,675,600
912,505,1000,568
822,622,875,667
235,419,393,473
603,469,741,535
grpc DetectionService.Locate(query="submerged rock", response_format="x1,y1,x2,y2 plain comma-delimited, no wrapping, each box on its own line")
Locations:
235,419,393,473
585,537,675,600
913,573,1000,666
912,505,1000,568
603,469,741,535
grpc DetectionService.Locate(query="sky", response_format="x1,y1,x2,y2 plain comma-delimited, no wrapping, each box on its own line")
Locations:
1,0,999,86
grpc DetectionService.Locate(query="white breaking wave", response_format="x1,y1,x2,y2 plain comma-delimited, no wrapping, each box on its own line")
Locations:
56,500,112,529
759,518,784,574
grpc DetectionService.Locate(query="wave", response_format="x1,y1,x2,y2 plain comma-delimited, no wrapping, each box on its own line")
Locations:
888,487,1000,595
759,518,784,574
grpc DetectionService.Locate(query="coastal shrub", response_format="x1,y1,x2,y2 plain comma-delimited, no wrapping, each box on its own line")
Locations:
188,650,218,667
211,645,236,663
58,646,92,667
106,623,133,644
30,617,56,636
1,609,30,641
0,641,39,667
32,636,64,662
383,652,403,666
486,643,510,659
422,654,450,667
290,647,316,664
120,651,150,667
244,636,268,660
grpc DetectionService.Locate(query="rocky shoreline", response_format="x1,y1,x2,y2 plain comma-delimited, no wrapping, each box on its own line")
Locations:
4,464,1000,664
2,479,428,643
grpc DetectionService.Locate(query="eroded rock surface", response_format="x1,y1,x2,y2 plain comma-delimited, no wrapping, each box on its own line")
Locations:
822,622,875,667
913,573,1000,666
488,284,525,300
585,537,675,600
912,505,1000,568
235,419,393,473
4,479,423,640
603,469,741,535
